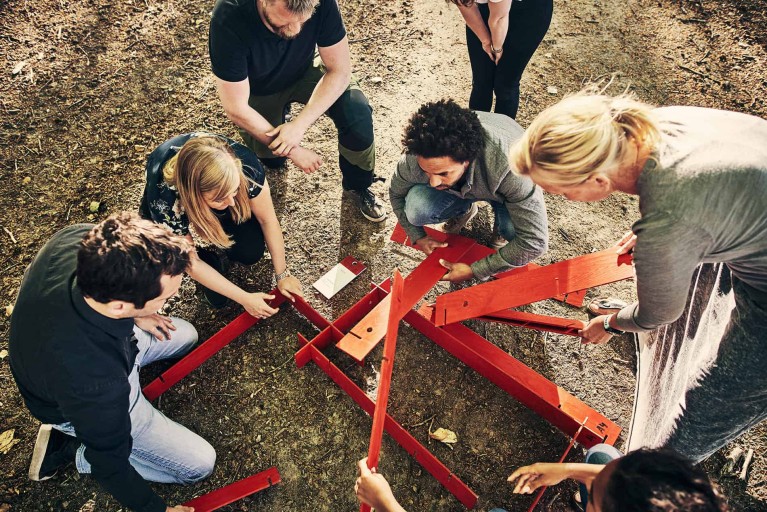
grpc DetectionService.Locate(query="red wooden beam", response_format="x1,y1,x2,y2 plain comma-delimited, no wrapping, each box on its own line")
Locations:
307,344,478,508
362,271,404,512
390,223,586,307
434,249,634,326
404,309,620,448
142,291,287,401
182,466,280,511
475,309,586,337
336,235,477,363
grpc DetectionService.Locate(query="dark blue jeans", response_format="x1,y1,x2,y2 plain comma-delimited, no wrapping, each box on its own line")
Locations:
579,443,623,508
403,184,517,241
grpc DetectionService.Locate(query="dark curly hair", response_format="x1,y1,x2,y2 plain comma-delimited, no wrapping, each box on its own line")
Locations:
77,212,192,308
402,99,485,162
602,449,729,512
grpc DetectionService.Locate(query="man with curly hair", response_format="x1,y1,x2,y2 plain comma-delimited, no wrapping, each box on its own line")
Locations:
389,99,548,282
9,213,214,512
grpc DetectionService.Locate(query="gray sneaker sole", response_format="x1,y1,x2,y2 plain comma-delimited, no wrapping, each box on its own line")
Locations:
29,424,53,481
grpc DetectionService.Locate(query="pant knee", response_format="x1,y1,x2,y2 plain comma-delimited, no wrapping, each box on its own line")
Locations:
403,191,433,227
169,318,198,348
182,443,217,484
332,90,374,151
228,240,265,266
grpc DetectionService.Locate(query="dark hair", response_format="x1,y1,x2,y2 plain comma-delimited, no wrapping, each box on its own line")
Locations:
402,99,485,162
77,212,192,308
602,449,728,512
446,0,476,6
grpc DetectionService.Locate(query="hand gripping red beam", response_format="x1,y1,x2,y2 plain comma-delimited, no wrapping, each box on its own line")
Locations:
434,249,634,326
361,270,405,512
142,290,287,401
182,466,281,511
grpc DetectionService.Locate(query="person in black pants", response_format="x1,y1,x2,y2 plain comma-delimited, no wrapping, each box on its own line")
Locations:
140,133,303,317
451,0,553,119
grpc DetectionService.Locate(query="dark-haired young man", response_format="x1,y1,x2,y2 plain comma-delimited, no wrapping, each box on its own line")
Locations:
9,213,214,512
389,99,548,282
209,0,386,222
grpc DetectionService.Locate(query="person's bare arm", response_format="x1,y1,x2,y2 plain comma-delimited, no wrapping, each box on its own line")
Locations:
487,0,512,62
455,3,495,61
508,463,605,494
216,78,323,173
266,37,352,156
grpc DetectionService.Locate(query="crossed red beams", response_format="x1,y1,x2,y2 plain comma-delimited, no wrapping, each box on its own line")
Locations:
141,225,632,510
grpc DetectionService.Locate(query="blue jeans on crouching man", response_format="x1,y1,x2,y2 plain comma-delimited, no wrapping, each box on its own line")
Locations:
404,184,517,241
54,318,216,484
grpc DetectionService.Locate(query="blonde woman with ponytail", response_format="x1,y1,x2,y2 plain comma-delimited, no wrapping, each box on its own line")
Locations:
141,133,302,317
510,90,767,464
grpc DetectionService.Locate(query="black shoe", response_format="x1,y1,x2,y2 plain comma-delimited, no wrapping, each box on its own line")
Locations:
345,188,386,223
29,425,79,481
197,250,231,308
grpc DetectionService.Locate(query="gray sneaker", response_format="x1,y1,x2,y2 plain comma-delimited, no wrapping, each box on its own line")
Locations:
443,203,479,234
346,189,386,222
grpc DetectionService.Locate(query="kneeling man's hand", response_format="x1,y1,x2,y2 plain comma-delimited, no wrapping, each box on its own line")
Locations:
414,236,448,255
135,313,176,341
289,146,323,174
439,260,474,283
167,505,194,512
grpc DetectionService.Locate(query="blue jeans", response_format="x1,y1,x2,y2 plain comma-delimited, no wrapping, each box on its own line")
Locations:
54,318,216,484
403,184,517,241
579,443,623,508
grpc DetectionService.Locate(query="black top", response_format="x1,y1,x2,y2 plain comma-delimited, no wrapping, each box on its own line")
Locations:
141,132,266,236
8,225,166,512
209,0,346,96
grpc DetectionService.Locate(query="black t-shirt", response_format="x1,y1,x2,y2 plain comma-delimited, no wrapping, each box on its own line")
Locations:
8,225,166,512
141,132,266,236
209,0,346,96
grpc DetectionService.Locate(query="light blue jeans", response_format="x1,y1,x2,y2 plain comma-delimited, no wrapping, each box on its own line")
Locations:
579,443,623,508
54,318,216,484
403,184,517,241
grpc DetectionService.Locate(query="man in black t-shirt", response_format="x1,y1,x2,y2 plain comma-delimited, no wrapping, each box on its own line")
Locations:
9,213,214,512
209,0,386,222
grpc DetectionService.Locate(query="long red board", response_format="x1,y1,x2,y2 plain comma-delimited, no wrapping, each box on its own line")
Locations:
182,466,280,511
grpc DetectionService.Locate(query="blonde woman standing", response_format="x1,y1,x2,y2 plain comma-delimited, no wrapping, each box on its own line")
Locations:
509,91,767,463
141,133,303,318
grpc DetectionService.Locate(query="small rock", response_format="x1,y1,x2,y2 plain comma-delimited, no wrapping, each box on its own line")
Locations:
4,304,13,317
370,76,383,84
22,177,31,184
0,349,7,359
12,61,27,75
544,52,552,58
89,201,100,212
547,85,558,95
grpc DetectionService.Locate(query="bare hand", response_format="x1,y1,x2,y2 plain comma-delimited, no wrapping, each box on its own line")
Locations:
242,292,280,319
481,41,496,63
135,314,176,341
615,230,637,255
277,275,303,303
355,458,398,511
439,259,474,282
508,463,572,494
166,506,194,512
414,236,448,255
266,121,307,157
578,315,614,345
289,146,323,174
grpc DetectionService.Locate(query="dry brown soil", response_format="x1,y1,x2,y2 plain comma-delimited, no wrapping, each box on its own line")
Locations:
1,0,766,510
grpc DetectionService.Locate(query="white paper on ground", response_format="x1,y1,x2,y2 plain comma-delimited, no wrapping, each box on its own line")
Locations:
313,262,359,299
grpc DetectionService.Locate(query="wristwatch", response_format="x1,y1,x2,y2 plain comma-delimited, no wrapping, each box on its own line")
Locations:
275,269,292,281
603,314,624,335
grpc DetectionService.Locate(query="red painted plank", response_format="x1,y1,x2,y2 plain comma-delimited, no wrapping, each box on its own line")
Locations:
142,290,286,401
404,310,621,447
183,466,280,511
435,250,634,326
476,309,586,337
336,235,477,362
390,223,586,306
308,345,478,508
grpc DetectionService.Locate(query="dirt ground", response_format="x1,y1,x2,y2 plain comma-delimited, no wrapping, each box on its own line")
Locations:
1,0,766,510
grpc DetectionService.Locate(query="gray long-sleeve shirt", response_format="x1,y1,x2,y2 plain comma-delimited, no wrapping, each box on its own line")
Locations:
389,111,549,280
614,106,767,332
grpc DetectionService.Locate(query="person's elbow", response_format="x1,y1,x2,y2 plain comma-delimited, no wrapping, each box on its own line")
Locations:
527,232,548,261
488,13,508,28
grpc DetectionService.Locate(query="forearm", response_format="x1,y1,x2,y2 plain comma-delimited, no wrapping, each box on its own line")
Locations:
559,463,604,485
259,218,288,275
457,4,492,44
216,79,275,147
488,12,509,49
187,256,251,304
293,68,350,132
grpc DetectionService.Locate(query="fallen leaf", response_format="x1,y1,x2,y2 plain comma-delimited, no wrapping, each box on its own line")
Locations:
0,503,11,512
547,85,558,95
429,427,458,448
12,61,27,75
4,304,12,317
88,201,100,213
78,499,95,512
0,429,20,455
0,350,7,359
